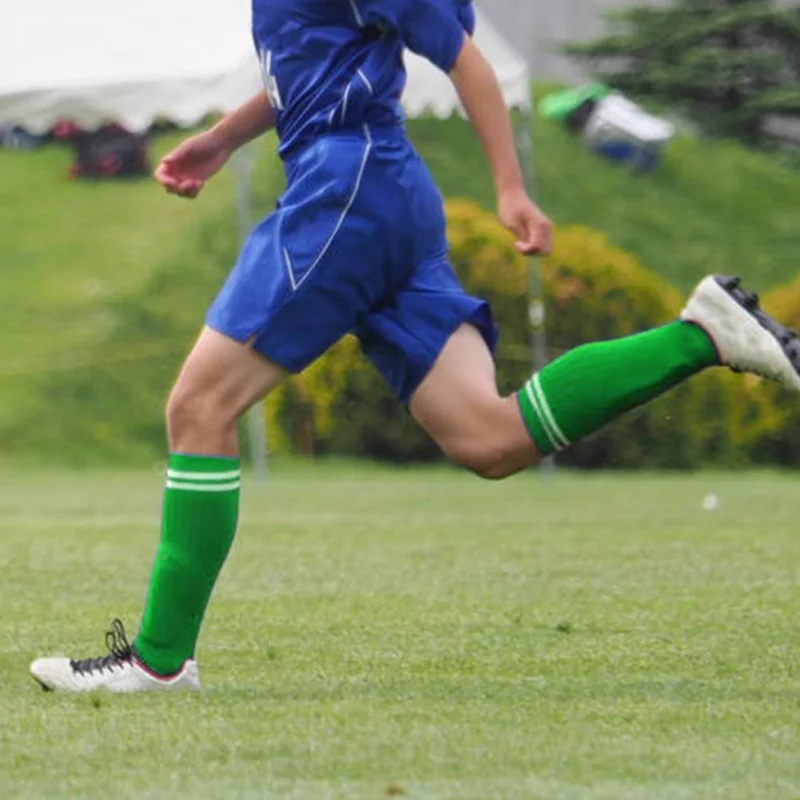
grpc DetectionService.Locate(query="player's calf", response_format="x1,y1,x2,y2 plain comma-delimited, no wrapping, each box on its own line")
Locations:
419,277,800,478
429,397,540,481
442,437,517,481
410,325,541,479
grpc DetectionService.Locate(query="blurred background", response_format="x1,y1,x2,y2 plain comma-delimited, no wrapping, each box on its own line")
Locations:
3,0,800,472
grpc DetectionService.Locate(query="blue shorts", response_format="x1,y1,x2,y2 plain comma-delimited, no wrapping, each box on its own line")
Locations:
206,126,496,404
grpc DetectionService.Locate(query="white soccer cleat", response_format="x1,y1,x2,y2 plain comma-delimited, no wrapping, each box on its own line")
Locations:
30,619,200,693
682,274,800,393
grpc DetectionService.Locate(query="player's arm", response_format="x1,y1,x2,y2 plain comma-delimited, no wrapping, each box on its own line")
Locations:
449,36,551,255
210,90,276,152
367,0,552,254
449,37,522,206
155,90,275,199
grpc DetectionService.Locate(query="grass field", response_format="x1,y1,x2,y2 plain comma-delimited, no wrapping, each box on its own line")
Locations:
0,133,233,368
1,463,799,799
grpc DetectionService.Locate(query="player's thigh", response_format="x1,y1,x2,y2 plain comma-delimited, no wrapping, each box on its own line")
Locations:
409,324,538,472
168,326,285,427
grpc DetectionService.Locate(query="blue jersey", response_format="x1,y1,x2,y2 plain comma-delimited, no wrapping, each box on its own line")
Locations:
252,0,475,158
207,0,494,402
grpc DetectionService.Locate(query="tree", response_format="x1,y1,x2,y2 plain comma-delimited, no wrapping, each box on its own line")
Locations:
566,0,800,146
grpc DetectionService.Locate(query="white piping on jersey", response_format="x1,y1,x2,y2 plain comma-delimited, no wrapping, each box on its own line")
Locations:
283,247,297,291
340,83,352,127
357,69,373,94
348,0,364,27
261,49,284,110
284,125,373,293
329,70,373,129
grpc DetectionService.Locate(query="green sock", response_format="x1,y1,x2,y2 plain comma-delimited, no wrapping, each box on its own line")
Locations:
517,322,718,456
134,453,241,675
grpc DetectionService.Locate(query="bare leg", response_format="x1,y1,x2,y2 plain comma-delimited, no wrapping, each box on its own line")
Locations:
409,324,540,480
412,275,800,478
166,327,285,456
28,327,290,690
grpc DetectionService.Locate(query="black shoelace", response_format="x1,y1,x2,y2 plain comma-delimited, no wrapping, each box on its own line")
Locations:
70,618,133,676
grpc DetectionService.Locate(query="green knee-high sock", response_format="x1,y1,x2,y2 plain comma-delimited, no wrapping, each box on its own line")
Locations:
517,322,718,456
134,453,240,675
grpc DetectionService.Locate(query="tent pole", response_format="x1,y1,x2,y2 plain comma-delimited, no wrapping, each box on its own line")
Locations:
514,95,555,480
231,144,268,483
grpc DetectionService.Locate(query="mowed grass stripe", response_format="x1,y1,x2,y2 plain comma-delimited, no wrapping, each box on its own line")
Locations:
0,462,797,798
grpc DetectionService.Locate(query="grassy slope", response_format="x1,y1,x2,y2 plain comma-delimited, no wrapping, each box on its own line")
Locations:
0,134,232,367
408,115,800,293
0,134,281,436
1,465,799,798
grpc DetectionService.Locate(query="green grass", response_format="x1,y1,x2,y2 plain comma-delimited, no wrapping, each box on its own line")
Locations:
0,133,240,368
0,133,282,440
2,463,799,798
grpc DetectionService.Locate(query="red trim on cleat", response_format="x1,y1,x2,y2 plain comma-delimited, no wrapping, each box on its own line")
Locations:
132,655,187,682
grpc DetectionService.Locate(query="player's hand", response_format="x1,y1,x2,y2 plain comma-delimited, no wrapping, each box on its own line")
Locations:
497,188,553,256
154,130,231,199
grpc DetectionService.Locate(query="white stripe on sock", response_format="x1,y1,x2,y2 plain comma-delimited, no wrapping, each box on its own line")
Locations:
166,480,240,492
533,374,571,449
167,469,241,482
524,382,561,452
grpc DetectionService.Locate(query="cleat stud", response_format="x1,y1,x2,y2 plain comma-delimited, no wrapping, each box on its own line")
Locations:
720,275,742,290
739,290,760,310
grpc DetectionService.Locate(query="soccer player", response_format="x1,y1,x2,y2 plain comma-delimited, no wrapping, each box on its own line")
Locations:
31,0,800,692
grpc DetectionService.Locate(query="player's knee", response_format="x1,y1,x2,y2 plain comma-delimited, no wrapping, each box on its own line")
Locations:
165,386,228,443
165,388,199,442
443,438,514,481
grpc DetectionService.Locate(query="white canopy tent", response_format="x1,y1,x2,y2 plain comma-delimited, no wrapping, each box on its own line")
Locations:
0,1,529,131
0,0,544,474
0,0,260,134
